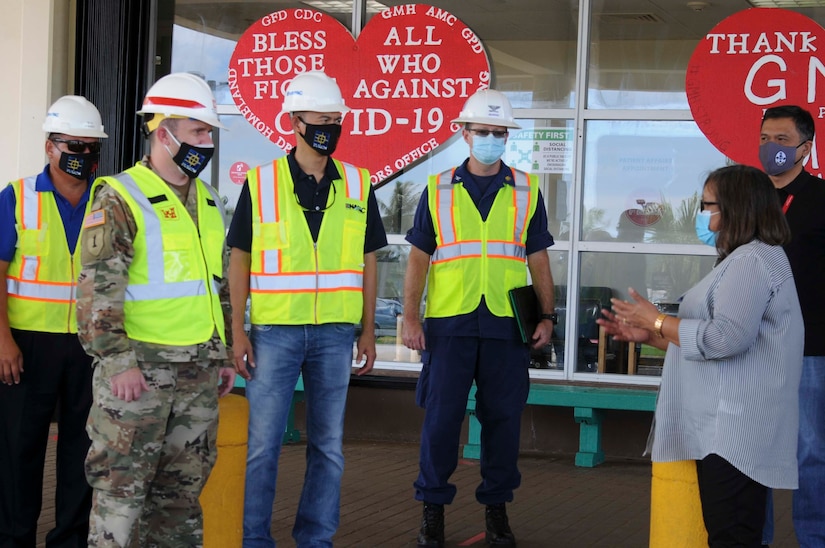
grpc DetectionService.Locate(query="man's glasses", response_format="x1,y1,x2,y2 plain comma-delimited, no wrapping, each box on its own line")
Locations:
467,128,508,138
700,201,718,211
50,138,102,154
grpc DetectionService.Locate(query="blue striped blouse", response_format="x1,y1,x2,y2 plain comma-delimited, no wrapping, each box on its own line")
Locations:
651,240,804,489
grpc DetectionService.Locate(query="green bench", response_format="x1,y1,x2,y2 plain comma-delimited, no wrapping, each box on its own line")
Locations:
464,383,657,467
233,374,305,443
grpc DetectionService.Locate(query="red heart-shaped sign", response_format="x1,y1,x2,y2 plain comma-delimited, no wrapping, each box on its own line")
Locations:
228,5,491,184
687,8,825,174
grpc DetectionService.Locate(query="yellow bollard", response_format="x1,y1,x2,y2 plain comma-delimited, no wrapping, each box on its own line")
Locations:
649,460,708,548
201,393,249,548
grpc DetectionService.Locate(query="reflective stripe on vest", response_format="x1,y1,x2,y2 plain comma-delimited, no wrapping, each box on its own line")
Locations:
426,167,538,318
95,166,227,346
248,157,369,325
432,170,531,264
113,173,222,300
5,176,84,332
254,160,364,281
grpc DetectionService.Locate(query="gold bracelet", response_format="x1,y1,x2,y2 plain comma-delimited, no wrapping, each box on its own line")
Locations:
654,313,667,338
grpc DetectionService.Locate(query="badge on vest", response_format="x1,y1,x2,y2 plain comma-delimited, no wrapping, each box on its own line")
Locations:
160,206,179,220
345,202,365,214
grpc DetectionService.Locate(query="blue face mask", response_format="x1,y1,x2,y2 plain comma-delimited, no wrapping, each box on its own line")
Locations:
695,210,719,246
471,134,506,165
758,141,804,176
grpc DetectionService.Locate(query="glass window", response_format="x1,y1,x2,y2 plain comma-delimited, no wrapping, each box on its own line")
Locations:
169,2,354,105
370,0,579,108
582,120,727,244
588,0,706,109
573,251,716,376
504,119,575,241
212,115,286,219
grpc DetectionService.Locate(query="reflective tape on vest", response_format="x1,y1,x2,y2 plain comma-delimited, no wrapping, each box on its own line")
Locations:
114,173,212,302
432,169,531,259
20,176,40,230
432,241,483,263
251,271,363,292
253,159,365,278
6,277,74,303
6,176,73,303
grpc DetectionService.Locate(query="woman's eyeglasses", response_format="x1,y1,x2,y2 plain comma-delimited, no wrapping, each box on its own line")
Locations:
700,201,718,211
50,138,102,154
467,128,508,138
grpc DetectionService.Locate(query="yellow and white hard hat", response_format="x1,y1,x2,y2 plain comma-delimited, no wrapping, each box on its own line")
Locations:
137,72,226,130
42,95,108,138
451,89,521,129
281,71,350,114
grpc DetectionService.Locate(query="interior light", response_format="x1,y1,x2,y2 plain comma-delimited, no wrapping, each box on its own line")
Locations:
747,0,825,7
301,0,388,14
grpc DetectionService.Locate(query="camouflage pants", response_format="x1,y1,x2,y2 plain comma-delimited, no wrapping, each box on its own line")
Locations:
85,360,219,548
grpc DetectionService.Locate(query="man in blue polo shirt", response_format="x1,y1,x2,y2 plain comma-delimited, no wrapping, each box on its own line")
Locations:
0,95,107,546
402,89,556,548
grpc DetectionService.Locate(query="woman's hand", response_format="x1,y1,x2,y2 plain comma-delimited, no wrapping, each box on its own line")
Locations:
608,287,661,333
597,308,651,343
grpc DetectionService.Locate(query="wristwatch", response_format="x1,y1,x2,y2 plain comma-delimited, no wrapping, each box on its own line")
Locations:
540,312,558,324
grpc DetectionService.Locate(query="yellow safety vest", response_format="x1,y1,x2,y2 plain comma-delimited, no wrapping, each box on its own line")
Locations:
6,176,89,333
247,156,370,325
425,167,539,318
89,164,227,345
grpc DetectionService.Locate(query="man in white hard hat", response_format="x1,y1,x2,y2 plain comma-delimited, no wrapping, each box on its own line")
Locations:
75,72,235,547
0,95,107,546
227,70,387,547
402,89,556,547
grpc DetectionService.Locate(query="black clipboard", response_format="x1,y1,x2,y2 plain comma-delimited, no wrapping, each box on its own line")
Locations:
508,285,540,344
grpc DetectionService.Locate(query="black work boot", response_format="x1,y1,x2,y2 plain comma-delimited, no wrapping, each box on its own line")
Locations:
417,502,445,547
485,503,516,546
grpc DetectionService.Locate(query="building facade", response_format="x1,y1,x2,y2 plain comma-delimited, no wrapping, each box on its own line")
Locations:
6,0,823,387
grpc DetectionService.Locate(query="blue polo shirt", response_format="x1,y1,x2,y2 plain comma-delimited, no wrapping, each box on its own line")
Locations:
0,165,91,261
405,159,554,340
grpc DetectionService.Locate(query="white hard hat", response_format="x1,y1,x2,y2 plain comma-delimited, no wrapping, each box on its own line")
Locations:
451,89,521,129
43,95,108,138
281,71,350,114
137,72,226,129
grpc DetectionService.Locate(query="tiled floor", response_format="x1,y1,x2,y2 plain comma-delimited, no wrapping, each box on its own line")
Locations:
37,427,798,547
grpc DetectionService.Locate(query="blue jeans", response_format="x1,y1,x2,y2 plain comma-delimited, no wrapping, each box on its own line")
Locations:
242,323,354,548
794,356,825,546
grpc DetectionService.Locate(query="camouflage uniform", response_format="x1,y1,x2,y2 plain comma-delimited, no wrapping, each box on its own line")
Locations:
76,157,232,548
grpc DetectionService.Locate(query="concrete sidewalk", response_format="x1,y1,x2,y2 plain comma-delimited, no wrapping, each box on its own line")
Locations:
36,426,798,547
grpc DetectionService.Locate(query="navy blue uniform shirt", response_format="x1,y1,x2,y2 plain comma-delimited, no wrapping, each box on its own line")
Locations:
405,159,554,340
227,150,387,253
0,165,91,261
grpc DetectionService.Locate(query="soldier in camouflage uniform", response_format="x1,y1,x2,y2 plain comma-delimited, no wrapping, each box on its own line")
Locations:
76,73,235,548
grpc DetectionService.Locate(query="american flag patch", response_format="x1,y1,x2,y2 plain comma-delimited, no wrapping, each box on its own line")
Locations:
83,209,106,228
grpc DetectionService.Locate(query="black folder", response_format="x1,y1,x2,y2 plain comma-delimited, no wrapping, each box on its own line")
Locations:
508,285,540,344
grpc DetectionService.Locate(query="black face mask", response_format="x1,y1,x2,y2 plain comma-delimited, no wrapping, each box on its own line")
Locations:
166,131,214,179
298,117,342,156
58,151,99,180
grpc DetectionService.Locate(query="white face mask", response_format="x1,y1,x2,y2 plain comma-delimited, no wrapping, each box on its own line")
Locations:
471,133,506,165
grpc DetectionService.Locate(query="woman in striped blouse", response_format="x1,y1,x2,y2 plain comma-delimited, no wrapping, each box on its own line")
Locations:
599,165,804,547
